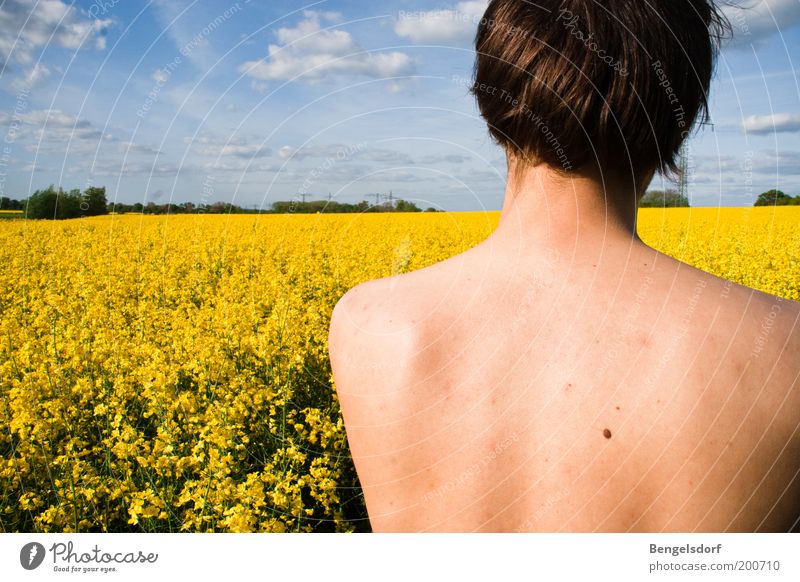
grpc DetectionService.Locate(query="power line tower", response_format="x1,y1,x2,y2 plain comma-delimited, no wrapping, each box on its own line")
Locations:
388,190,394,209
367,193,383,207
677,141,690,203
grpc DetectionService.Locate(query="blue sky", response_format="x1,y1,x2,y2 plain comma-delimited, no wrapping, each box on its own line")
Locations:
0,0,799,210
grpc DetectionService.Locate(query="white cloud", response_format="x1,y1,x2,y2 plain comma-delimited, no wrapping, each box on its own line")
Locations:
0,0,110,66
70,161,190,177
202,159,281,173
152,69,170,83
760,149,800,173
358,149,414,164
395,1,488,44
185,133,271,158
22,163,48,172
213,144,271,158
722,0,800,47
15,63,51,90
278,145,297,159
238,11,413,83
278,144,351,160
376,170,427,183
118,141,161,155
743,113,800,134
17,108,91,128
8,109,157,158
421,154,469,164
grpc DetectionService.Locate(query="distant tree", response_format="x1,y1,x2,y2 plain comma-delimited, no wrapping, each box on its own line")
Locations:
394,200,422,212
424,207,438,212
26,185,60,219
25,185,111,219
639,189,690,208
57,188,82,219
1,197,24,210
84,186,109,216
754,189,794,206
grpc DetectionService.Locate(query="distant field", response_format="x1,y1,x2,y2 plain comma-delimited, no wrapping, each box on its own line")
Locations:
0,211,23,219
637,207,799,300
0,208,797,533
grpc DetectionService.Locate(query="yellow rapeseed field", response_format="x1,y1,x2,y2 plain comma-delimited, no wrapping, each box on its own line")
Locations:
0,208,797,532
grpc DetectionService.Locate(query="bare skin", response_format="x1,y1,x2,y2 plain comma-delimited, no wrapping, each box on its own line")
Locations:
328,160,800,532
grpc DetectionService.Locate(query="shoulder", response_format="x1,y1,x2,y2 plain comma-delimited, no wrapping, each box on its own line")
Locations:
328,275,425,400
726,284,800,363
710,283,800,414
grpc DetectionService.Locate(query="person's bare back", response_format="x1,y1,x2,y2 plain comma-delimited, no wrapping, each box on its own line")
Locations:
328,230,800,532
328,0,800,533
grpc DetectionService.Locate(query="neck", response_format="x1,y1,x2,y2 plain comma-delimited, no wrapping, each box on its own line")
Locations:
491,160,645,255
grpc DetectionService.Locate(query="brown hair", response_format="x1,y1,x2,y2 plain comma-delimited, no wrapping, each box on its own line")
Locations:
471,0,729,185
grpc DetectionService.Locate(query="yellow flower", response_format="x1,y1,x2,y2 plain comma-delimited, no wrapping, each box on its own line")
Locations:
1,209,795,533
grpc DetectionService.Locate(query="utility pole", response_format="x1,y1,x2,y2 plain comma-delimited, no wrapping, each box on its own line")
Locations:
677,141,689,203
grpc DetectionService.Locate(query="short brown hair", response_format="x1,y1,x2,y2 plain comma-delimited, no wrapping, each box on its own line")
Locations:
471,0,729,182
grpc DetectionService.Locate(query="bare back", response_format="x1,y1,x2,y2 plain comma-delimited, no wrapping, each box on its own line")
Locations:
328,238,800,532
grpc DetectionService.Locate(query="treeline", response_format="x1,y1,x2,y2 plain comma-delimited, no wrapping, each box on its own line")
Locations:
640,189,690,207
638,188,800,208
2,189,439,218
5,184,799,218
0,197,25,211
754,190,800,206
268,199,437,213
112,199,437,214
24,185,109,219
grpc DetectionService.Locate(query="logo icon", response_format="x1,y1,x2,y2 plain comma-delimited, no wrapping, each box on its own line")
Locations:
20,542,46,570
